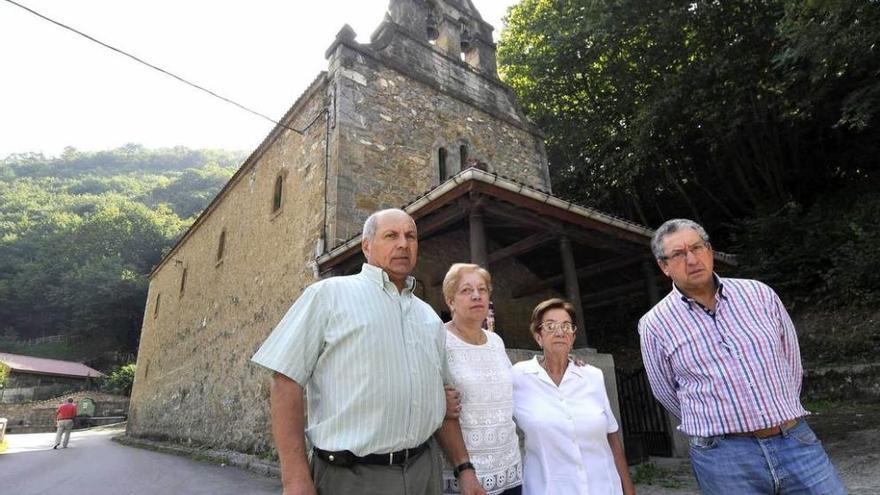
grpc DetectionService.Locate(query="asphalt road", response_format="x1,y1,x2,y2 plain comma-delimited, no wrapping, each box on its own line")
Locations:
0,426,282,494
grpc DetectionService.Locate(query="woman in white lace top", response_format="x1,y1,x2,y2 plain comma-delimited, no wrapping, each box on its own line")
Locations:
438,263,523,495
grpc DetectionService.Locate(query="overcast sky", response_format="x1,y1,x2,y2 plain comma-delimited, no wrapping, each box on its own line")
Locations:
0,0,518,158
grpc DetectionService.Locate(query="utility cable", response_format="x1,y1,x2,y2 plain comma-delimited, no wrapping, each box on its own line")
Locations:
4,0,320,135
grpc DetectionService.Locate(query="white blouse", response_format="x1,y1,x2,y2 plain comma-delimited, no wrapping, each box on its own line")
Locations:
512,357,621,495
442,330,523,494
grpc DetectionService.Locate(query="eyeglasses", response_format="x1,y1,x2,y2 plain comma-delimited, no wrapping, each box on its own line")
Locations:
458,286,489,297
660,241,711,264
539,321,576,335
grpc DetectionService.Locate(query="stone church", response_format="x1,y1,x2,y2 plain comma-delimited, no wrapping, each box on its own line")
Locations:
129,0,726,458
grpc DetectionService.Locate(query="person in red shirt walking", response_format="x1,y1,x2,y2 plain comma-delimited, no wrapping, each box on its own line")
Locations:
54,398,77,449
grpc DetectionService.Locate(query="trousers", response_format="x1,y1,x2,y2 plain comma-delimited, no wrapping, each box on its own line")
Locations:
689,420,846,494
55,419,74,447
310,440,441,495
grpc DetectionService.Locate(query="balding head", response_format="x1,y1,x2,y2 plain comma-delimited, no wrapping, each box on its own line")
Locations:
362,209,418,291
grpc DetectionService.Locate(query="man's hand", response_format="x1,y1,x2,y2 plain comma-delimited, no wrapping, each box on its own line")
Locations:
445,385,461,419
457,470,487,495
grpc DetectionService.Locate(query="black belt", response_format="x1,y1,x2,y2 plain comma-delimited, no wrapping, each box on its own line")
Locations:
314,441,429,467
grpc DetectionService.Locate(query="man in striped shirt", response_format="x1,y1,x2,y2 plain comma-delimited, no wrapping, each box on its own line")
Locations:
252,209,482,495
639,218,845,494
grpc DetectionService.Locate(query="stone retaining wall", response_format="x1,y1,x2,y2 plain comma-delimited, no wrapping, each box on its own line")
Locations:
803,363,880,402
0,391,129,434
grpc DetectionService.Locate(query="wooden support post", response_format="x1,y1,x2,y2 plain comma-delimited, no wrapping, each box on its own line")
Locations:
469,206,488,268
560,235,588,348
642,261,661,304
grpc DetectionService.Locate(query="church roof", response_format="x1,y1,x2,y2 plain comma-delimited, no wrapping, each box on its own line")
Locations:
316,167,737,272
0,352,105,379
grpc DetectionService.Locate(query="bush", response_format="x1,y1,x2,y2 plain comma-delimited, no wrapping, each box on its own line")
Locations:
0,363,8,389
102,363,136,396
732,192,880,310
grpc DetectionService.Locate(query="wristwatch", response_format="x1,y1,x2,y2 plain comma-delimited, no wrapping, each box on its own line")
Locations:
453,461,475,479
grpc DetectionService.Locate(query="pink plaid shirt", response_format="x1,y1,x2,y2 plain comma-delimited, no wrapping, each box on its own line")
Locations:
639,276,808,437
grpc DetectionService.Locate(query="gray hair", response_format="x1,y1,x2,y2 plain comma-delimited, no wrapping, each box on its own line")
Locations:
362,208,411,241
651,219,710,259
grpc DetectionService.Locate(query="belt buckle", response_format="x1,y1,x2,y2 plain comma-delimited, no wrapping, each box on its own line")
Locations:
390,448,409,465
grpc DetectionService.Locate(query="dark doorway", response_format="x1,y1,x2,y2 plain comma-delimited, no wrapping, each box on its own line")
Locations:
616,367,672,463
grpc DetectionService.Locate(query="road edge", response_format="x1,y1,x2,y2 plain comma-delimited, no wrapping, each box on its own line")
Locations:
112,434,280,479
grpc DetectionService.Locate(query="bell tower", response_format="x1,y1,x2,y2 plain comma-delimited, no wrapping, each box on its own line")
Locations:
387,0,498,77
322,0,551,246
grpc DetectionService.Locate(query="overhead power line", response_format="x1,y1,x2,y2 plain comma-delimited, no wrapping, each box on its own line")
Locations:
4,0,319,136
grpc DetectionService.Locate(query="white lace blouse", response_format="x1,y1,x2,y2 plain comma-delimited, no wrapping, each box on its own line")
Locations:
442,330,523,494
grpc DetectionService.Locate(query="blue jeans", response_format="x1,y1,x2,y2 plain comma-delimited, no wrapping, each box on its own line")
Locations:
688,420,846,494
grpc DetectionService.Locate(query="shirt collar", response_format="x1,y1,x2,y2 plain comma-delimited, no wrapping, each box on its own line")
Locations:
359,263,415,294
521,355,585,378
673,273,726,309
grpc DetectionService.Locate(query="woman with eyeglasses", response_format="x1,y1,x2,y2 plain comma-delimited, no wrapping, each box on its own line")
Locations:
512,298,635,495
436,263,523,495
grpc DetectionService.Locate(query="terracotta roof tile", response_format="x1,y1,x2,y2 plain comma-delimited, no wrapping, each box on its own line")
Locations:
0,352,105,378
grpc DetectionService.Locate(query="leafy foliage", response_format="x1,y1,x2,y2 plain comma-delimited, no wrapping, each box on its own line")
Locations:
0,363,8,389
498,0,880,230
497,0,880,307
102,363,137,395
732,192,880,309
0,145,243,356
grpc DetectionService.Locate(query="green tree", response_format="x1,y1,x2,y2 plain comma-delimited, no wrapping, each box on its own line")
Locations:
0,363,8,389
103,363,137,395
0,145,241,357
498,0,880,234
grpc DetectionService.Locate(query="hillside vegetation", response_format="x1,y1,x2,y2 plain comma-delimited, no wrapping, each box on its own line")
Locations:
0,145,245,362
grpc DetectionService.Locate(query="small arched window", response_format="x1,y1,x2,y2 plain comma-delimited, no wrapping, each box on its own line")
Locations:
179,268,188,296
272,175,284,212
460,144,469,170
217,230,226,262
438,147,448,181
153,293,161,318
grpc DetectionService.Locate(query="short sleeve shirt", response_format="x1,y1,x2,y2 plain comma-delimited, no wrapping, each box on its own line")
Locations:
251,264,448,456
512,358,621,495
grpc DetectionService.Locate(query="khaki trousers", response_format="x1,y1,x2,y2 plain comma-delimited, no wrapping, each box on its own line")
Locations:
310,441,441,495
55,419,74,447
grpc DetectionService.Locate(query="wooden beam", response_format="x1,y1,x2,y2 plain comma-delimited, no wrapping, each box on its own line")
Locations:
470,180,653,246
581,277,667,304
565,229,644,255
417,200,468,239
487,232,555,265
582,292,645,310
513,256,647,298
483,202,563,233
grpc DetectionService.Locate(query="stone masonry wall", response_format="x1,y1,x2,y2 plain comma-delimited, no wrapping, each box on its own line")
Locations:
325,33,551,245
128,80,330,454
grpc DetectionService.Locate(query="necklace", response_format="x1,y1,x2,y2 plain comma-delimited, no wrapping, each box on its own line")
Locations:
448,320,487,346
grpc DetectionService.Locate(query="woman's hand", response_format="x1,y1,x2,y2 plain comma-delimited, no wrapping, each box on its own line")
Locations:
457,470,487,495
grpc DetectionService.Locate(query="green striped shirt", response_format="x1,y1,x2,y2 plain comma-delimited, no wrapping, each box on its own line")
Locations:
252,263,448,456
